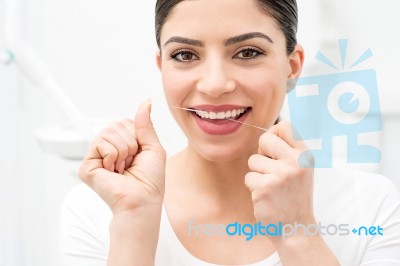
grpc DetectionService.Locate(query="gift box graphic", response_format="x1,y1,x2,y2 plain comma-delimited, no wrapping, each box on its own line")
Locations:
288,40,382,168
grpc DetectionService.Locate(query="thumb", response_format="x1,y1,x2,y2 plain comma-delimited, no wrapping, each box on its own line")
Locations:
134,100,164,154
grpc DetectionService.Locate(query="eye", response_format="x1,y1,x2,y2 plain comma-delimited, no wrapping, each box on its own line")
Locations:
170,50,199,62
234,48,265,60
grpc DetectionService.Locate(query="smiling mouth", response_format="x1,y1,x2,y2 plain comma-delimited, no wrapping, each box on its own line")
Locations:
192,107,250,120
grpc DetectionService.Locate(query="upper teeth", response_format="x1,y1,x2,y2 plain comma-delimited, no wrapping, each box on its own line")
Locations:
195,108,247,120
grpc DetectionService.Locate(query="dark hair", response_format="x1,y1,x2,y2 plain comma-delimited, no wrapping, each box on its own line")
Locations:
155,0,298,54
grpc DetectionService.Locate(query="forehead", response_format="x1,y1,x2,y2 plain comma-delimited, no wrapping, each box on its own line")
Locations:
160,0,284,45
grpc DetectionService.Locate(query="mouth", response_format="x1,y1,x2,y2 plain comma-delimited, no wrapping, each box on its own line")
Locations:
193,107,250,121
189,105,251,122
187,105,252,135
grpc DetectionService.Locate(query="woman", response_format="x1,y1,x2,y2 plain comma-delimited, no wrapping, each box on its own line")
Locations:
60,0,400,265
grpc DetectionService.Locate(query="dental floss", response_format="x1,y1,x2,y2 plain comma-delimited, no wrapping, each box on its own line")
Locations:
169,105,268,131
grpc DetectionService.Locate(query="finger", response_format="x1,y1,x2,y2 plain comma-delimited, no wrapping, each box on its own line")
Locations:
120,118,136,135
244,172,278,193
101,127,130,173
114,119,139,158
95,139,119,171
248,154,282,174
126,155,134,169
244,171,263,192
258,132,298,160
268,120,308,150
134,100,166,159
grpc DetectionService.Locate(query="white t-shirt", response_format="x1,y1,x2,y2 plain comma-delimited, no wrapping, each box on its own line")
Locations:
59,168,400,266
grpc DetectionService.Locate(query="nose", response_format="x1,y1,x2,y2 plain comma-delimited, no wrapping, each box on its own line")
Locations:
196,58,236,98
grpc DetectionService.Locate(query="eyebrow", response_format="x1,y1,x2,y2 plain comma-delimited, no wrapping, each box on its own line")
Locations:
163,36,204,47
224,32,274,46
163,32,273,48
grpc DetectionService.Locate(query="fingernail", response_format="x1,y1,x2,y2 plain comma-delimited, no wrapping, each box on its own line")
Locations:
139,99,152,110
146,99,153,112
118,161,125,174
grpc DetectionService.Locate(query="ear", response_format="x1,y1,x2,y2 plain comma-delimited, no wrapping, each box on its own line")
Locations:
288,44,304,79
156,50,162,71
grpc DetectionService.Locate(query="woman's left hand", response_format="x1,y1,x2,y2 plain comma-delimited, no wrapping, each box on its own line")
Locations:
245,120,316,232
246,121,339,265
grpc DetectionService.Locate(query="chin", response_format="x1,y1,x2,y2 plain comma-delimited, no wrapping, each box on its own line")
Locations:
191,140,257,163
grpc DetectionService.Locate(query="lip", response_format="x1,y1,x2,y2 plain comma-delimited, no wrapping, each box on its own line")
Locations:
188,104,251,135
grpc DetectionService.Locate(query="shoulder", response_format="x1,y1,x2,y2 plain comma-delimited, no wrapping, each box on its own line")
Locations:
60,183,112,232
313,168,400,265
62,183,109,210
60,183,112,263
60,184,112,240
314,167,399,201
314,167,400,222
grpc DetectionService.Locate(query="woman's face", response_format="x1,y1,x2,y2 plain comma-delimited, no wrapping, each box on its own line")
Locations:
157,0,303,162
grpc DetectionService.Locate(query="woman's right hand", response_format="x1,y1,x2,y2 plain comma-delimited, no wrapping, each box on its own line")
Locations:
79,100,166,215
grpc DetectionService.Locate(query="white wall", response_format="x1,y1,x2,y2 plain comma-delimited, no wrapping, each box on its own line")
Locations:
0,2,24,265
296,0,400,187
1,1,178,265
0,25,22,266
0,0,399,265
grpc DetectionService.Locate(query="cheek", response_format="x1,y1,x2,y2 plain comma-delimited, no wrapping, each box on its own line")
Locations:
241,69,285,104
162,71,184,103
162,67,195,104
240,69,286,124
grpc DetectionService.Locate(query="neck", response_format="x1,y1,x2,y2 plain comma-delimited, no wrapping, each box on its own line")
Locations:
166,144,257,218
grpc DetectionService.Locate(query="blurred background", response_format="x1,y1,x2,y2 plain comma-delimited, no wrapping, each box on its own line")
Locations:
0,0,399,265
